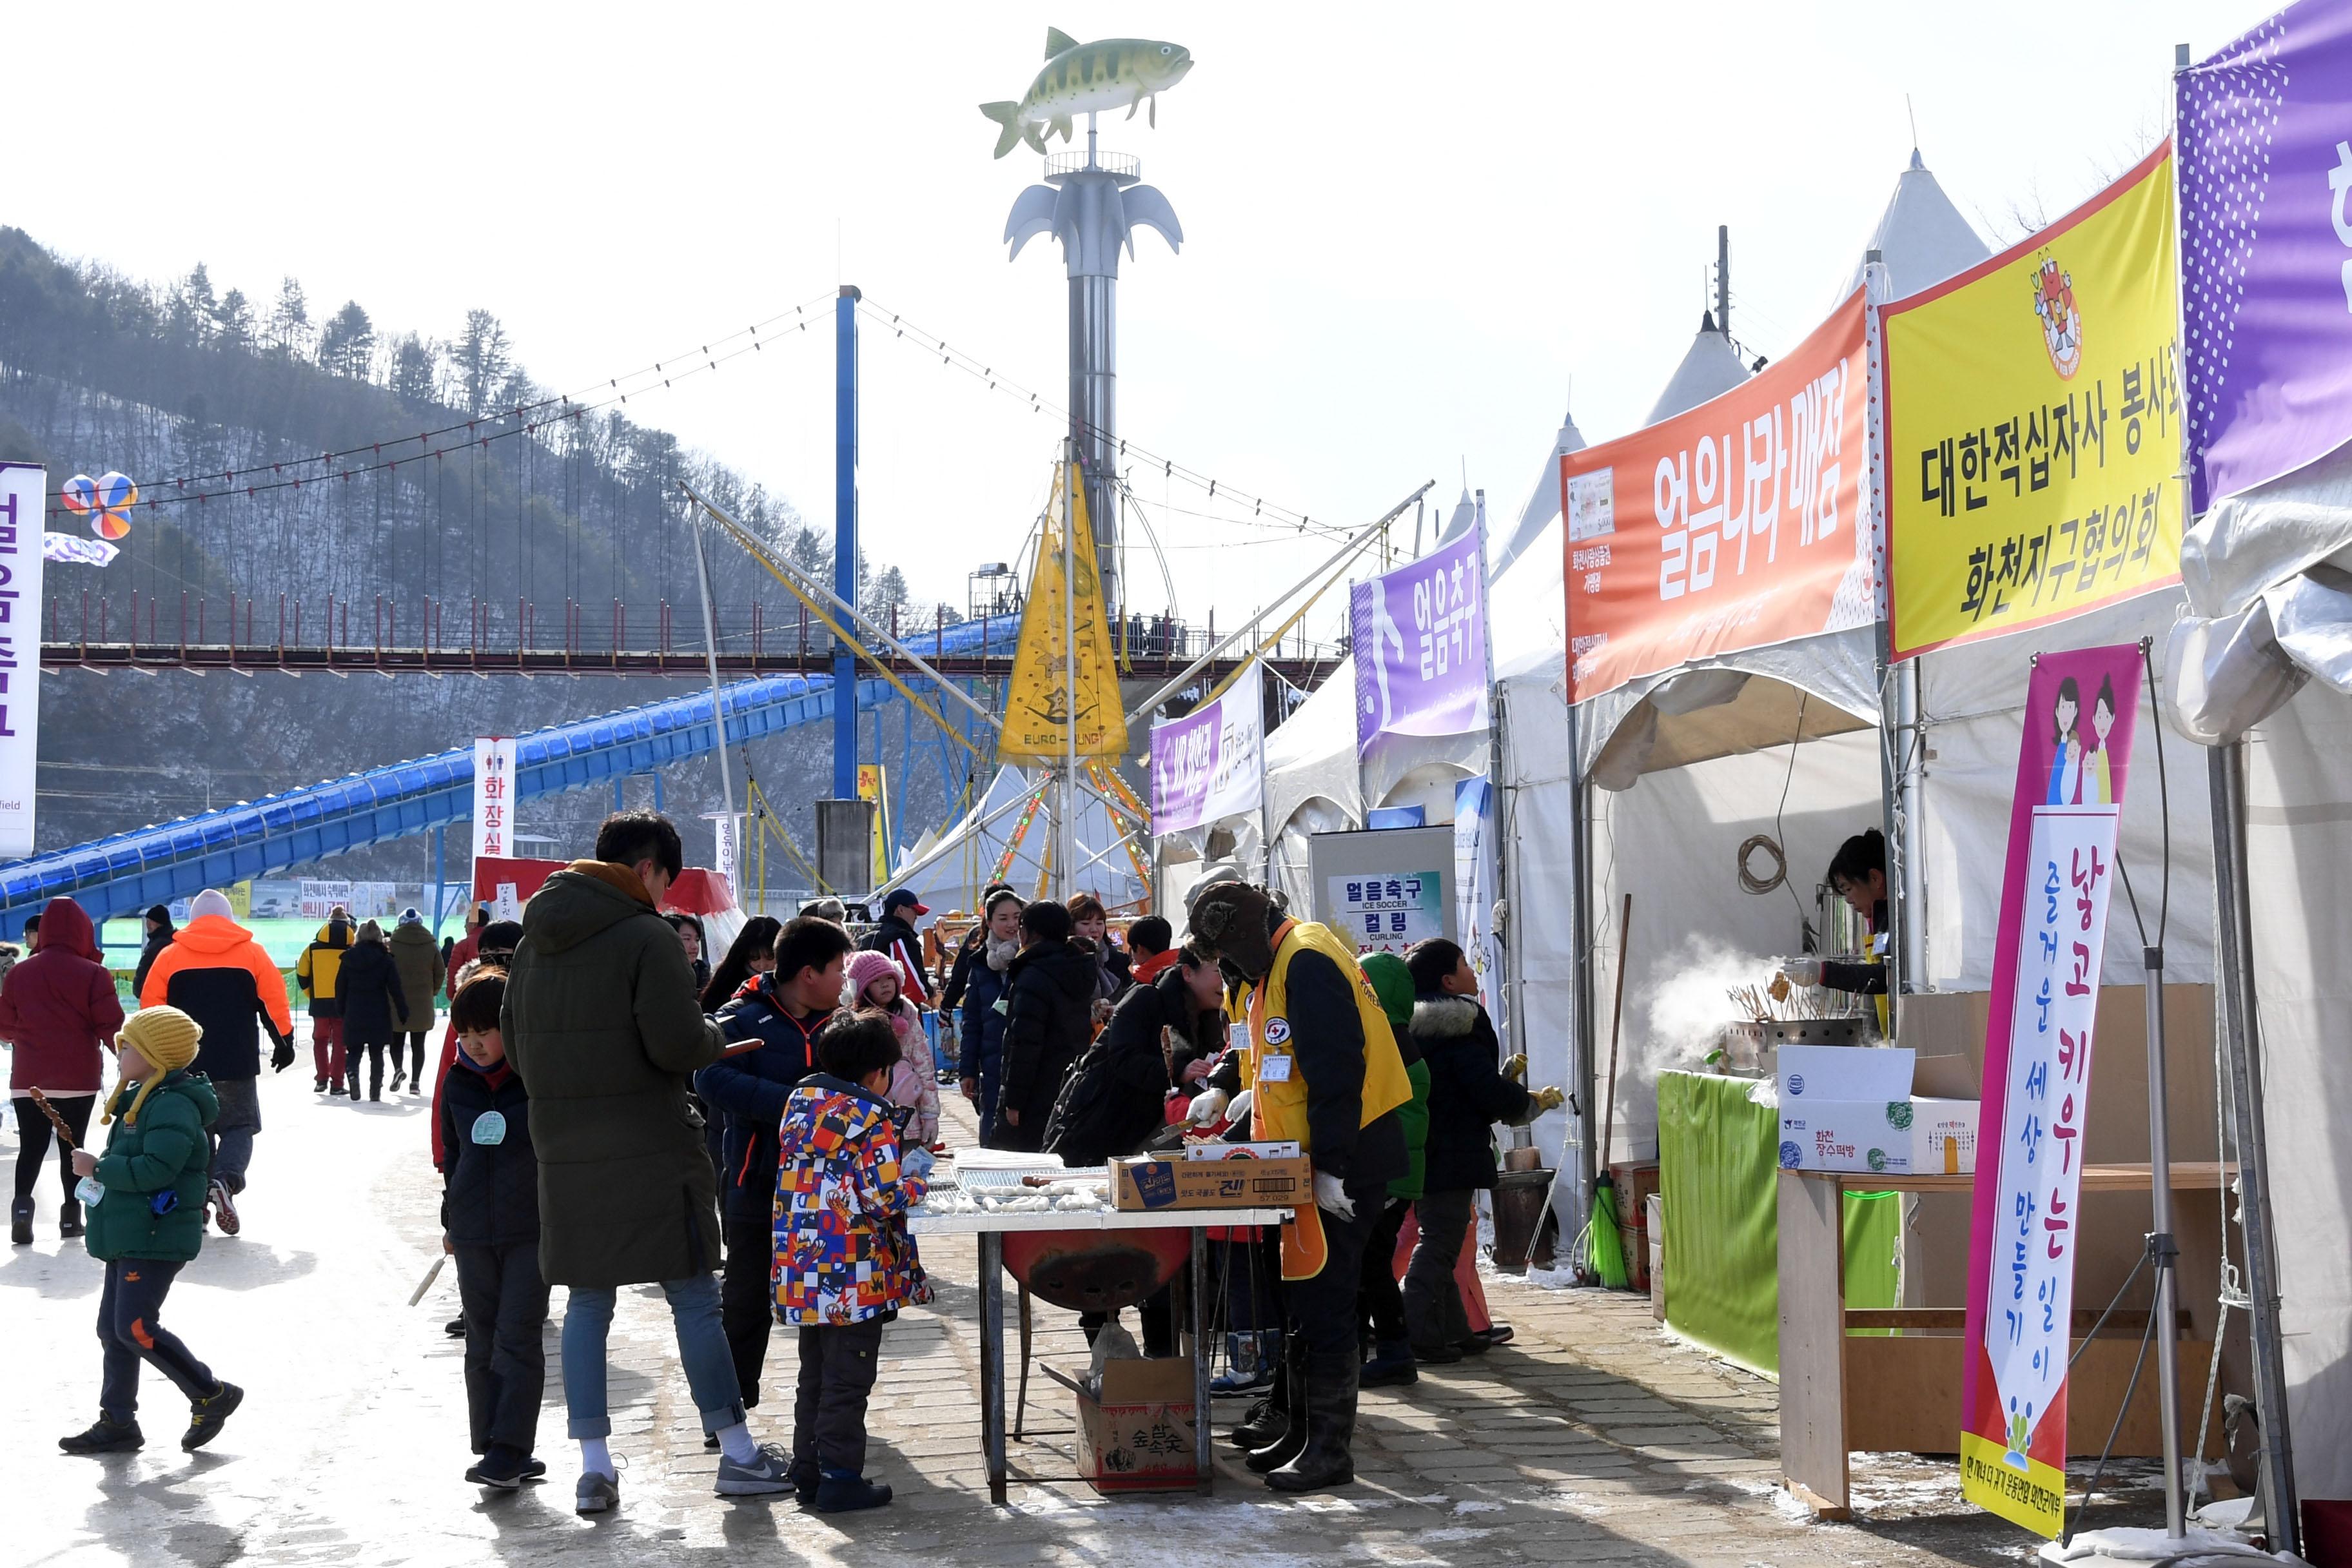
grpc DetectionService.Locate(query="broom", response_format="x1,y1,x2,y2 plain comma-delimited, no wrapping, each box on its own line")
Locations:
1583,894,1633,1289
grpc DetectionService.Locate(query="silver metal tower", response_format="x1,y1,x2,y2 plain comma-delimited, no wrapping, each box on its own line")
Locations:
1003,121,1182,620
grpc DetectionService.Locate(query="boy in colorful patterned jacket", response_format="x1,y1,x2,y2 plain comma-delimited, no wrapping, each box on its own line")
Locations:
772,1009,934,1513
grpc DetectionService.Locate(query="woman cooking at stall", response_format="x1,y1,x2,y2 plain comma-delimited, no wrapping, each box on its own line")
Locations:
1777,828,1890,1037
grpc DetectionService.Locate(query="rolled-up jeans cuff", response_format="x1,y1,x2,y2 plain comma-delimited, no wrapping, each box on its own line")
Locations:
700,1400,748,1433
566,1414,612,1439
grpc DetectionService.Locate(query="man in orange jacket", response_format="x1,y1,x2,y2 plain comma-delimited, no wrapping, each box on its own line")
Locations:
141,889,294,1233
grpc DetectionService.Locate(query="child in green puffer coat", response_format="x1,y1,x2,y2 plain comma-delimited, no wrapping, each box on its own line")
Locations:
60,1005,245,1456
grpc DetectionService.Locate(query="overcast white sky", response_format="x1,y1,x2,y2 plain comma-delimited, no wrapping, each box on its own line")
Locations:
10,1,2278,642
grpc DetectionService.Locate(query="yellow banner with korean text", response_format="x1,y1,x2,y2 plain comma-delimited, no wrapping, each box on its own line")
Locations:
1881,142,2181,663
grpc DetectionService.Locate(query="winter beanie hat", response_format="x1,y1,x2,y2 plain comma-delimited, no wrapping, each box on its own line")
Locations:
1188,883,1279,981
107,1005,204,1126
845,949,903,1007
190,889,235,921
399,906,423,926
357,919,386,945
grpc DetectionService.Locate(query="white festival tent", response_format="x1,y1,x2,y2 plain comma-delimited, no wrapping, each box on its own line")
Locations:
1260,152,2228,1260
2164,440,2352,1503
890,763,1150,917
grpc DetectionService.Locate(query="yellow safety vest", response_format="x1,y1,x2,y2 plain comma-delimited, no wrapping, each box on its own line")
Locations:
1247,919,1414,1279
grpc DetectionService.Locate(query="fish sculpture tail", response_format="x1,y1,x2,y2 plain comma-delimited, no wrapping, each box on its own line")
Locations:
979,100,1024,159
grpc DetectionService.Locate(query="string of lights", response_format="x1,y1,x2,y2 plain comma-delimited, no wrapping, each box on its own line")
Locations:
854,295,1356,544
45,289,840,511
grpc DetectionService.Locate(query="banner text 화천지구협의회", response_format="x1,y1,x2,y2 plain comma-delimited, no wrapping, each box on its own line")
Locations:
1881,144,2181,662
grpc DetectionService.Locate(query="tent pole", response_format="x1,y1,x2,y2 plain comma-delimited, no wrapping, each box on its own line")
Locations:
1861,249,1907,1027
2208,740,2300,1553
1567,692,1598,1249
2141,933,2186,1539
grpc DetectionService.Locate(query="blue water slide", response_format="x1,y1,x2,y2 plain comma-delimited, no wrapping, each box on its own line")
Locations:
0,616,1010,934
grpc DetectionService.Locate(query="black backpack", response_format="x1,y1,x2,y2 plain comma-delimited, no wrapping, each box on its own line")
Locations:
1041,1029,1168,1168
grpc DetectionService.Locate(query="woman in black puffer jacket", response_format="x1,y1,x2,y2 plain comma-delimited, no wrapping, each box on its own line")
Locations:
992,901,1097,1152
337,921,409,1102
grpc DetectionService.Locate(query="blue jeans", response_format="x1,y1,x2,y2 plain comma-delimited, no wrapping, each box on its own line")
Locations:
560,1273,746,1440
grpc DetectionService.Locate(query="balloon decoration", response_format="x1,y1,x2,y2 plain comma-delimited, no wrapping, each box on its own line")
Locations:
60,471,137,540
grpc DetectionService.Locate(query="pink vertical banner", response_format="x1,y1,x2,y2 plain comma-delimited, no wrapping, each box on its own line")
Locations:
1959,644,2142,1536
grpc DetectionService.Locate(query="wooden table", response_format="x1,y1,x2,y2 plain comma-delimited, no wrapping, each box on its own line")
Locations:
907,1204,1291,1503
1776,1162,2231,1519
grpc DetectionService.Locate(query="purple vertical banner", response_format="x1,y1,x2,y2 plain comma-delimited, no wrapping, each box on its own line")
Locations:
1349,527,1489,754
2180,0,2352,511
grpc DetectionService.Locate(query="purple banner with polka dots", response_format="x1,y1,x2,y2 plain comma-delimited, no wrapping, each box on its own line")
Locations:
2180,1,2352,512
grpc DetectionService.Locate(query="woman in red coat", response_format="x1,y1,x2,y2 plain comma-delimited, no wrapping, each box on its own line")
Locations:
3,897,125,1244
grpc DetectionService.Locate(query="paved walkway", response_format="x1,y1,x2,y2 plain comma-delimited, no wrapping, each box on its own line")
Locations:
4,1050,2160,1567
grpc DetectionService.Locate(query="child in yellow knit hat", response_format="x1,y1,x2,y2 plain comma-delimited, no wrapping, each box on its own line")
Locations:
61,1006,244,1455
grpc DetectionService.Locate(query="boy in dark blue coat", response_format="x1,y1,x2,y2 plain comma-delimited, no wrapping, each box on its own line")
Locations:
435,968,548,1490
696,916,852,1414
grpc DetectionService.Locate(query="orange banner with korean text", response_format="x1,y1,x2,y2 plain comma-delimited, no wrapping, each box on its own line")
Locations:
1879,143,2181,663
1558,291,1873,704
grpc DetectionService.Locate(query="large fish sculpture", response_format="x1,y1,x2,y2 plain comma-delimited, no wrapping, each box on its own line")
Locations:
980,28,1194,159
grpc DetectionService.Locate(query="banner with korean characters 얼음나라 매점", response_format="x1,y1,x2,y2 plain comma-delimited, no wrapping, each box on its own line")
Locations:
1881,145,2182,663
1556,291,1872,705
2180,0,2352,511
1958,644,2141,1538
1349,524,1489,750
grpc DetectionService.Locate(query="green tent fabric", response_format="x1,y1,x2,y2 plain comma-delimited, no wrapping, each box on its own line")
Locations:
1656,1070,1900,1377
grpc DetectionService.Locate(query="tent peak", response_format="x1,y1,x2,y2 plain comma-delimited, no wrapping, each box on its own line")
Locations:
1910,145,1925,171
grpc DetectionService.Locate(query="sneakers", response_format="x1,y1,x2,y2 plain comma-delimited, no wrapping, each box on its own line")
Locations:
1411,1340,1463,1366
714,1441,798,1497
445,1315,467,1338
575,1469,620,1516
182,1381,243,1450
59,1199,84,1239
10,1195,32,1246
208,1180,240,1237
814,1466,892,1513
389,1069,406,1093
313,1077,328,1093
466,1444,533,1491
59,1415,144,1454
791,1456,819,1505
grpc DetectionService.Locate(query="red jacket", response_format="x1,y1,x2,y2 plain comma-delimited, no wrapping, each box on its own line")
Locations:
446,930,481,977
0,898,124,1093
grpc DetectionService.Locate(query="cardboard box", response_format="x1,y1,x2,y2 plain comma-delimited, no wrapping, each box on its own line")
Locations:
1778,1044,1914,1104
1110,1153,1310,1211
1778,1095,1981,1175
1070,1356,1199,1493
1183,1139,1300,1161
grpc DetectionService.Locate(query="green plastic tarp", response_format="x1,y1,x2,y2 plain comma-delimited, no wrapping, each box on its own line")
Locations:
1656,1069,1899,1377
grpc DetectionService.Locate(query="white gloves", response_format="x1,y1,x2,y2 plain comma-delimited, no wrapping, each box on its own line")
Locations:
902,1146,937,1181
1782,956,1823,988
1187,1087,1231,1126
1225,1090,1253,1128
1313,1171,1356,1220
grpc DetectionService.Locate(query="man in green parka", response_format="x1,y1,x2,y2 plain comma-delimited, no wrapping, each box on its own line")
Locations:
61,1005,245,1455
503,811,796,1515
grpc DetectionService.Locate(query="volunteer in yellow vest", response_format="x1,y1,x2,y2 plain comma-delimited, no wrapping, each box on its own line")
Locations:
1777,829,1892,1038
1189,881,1410,1496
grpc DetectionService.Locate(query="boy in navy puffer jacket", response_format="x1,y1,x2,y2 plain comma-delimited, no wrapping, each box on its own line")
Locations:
435,969,547,1490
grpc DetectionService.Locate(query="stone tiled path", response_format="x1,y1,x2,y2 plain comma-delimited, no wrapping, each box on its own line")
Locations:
6,1058,2157,1566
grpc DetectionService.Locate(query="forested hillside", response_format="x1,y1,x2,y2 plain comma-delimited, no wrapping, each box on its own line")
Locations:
0,230,963,871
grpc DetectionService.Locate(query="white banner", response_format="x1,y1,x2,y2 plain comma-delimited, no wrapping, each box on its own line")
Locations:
1454,776,1505,1036
299,879,397,920
473,736,516,863
0,466,44,858
42,532,117,567
1148,667,1265,836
